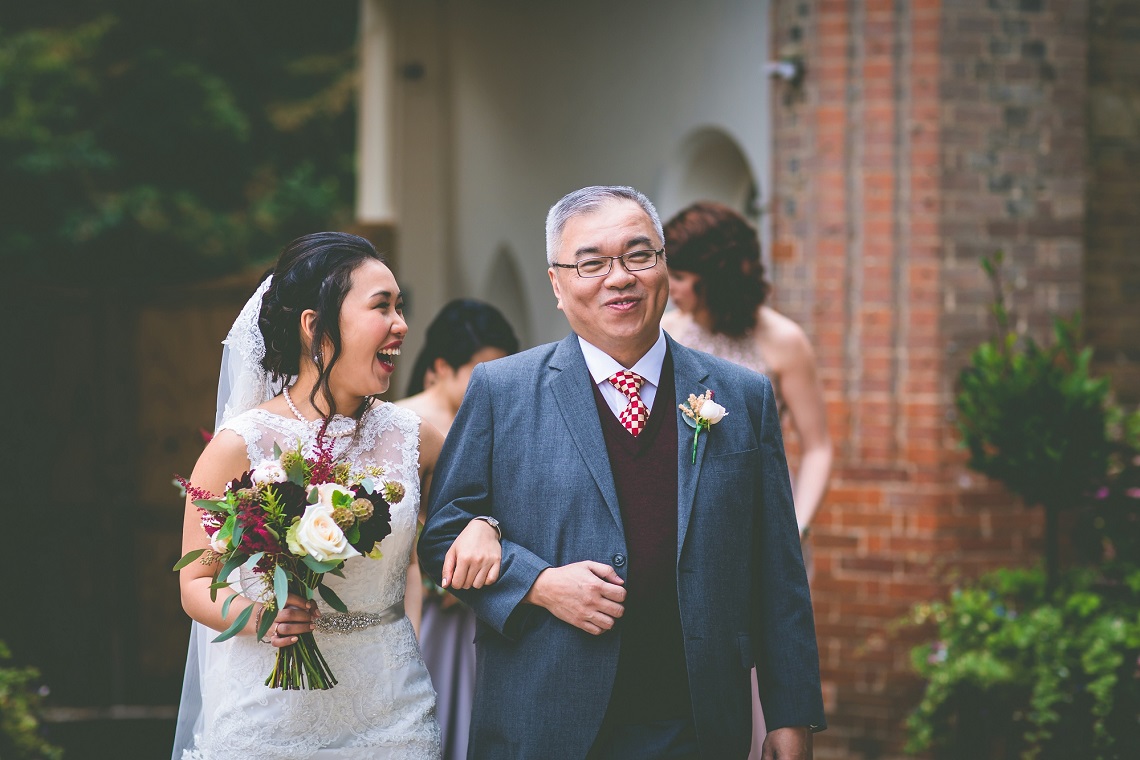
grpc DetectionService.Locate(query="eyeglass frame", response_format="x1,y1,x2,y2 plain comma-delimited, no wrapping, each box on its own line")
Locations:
550,248,665,278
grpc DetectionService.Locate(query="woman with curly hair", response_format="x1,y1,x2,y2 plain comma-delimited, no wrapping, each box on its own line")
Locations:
661,202,832,758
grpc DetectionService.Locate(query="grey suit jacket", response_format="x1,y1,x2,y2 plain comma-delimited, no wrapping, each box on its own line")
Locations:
419,333,825,759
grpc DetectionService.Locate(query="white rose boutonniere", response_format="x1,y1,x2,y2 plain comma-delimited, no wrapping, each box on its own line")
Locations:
678,390,728,464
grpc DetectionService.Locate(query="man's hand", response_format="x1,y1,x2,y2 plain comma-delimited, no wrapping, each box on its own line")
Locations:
442,518,502,589
761,726,812,760
523,561,626,635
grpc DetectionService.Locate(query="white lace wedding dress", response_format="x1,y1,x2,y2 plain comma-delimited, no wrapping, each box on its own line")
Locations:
180,403,441,760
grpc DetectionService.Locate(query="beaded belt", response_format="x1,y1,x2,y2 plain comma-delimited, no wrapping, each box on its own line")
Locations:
314,601,405,634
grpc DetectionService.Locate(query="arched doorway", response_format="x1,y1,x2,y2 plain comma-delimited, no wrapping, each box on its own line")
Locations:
657,126,762,228
482,245,532,348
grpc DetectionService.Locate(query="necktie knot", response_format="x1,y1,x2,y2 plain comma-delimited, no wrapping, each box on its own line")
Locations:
607,370,647,437
607,370,645,399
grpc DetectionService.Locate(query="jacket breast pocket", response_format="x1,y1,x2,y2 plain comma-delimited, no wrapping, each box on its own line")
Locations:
707,446,759,474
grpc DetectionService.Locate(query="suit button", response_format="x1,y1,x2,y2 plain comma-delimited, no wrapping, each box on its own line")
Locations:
613,553,626,567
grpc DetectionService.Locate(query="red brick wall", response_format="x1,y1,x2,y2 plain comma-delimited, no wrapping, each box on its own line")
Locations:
768,1,1087,756
1087,0,1140,403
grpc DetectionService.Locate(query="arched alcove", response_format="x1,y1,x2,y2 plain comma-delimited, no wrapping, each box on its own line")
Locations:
658,127,761,224
481,245,532,348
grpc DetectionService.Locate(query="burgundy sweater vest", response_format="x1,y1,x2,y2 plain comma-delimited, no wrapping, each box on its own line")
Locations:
591,351,692,724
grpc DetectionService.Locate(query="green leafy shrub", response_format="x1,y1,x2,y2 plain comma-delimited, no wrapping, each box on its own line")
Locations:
0,641,62,760
955,254,1140,590
910,255,1140,756
906,567,1140,759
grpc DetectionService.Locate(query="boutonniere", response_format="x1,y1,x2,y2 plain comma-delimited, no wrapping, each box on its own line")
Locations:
678,390,728,464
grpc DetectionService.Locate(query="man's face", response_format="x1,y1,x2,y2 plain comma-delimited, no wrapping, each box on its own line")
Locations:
547,199,668,367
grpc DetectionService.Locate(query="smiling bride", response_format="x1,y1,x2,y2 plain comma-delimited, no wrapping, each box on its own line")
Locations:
173,232,502,760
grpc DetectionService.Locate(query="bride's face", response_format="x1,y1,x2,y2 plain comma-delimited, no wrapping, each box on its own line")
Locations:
326,259,407,398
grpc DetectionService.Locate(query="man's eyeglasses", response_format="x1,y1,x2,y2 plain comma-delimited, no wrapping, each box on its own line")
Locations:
551,248,664,278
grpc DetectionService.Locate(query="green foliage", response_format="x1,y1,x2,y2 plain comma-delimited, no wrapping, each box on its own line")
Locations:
0,2,357,283
911,254,1140,756
956,311,1124,513
955,253,1140,588
0,641,62,760
906,567,1140,759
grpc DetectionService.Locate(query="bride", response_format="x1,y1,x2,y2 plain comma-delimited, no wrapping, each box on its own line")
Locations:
173,232,502,759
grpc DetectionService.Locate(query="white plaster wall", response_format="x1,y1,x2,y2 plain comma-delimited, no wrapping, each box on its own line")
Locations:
385,0,772,350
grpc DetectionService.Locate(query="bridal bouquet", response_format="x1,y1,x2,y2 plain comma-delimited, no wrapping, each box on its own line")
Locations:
173,436,403,690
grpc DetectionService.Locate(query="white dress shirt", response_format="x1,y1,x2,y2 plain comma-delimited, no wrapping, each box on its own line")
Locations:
578,330,668,419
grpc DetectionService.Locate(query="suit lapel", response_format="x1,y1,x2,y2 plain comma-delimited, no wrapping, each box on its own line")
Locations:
670,336,712,557
549,335,625,533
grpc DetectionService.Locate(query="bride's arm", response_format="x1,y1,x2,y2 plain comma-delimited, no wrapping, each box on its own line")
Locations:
179,431,266,636
416,419,501,591
178,430,316,646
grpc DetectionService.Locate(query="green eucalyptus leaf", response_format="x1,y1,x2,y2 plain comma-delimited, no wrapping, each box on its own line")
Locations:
211,603,255,644
317,583,348,613
287,458,306,486
217,552,250,590
302,555,340,574
257,602,275,641
172,548,206,571
274,565,289,611
194,499,228,513
221,592,238,621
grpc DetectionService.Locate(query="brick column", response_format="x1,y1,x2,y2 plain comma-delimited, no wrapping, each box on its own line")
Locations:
769,1,1087,756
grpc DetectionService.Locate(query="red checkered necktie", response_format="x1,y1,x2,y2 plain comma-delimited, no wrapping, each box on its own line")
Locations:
607,370,648,437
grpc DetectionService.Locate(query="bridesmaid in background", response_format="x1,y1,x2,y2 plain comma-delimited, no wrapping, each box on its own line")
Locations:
660,201,832,759
396,299,519,760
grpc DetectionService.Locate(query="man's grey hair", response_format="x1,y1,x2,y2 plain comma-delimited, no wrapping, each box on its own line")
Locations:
544,185,665,265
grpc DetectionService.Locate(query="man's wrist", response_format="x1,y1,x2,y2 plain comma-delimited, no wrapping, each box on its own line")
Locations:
522,567,549,608
471,515,502,540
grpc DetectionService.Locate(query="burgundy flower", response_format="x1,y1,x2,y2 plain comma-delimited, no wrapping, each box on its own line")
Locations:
270,480,309,521
308,434,338,484
348,484,393,554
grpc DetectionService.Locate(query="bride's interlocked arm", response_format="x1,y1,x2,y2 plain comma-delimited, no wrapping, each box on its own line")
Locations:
414,415,502,592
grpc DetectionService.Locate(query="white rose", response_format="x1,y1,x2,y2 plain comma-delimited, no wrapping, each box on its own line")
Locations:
701,400,727,424
209,535,229,554
287,503,361,563
251,460,288,485
310,482,354,507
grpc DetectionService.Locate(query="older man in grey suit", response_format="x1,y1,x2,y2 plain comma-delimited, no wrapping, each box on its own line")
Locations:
419,186,825,759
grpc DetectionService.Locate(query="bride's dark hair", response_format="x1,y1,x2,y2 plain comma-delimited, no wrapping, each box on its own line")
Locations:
260,231,387,421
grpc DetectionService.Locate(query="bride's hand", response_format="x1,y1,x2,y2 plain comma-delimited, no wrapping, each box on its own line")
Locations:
266,593,320,648
443,519,501,590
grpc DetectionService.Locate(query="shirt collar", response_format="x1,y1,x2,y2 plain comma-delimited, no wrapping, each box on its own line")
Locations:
578,329,667,388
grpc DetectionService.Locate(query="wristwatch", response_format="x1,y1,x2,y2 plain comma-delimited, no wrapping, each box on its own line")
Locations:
472,515,502,540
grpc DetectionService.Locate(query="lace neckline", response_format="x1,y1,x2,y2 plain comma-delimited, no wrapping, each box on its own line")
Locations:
242,403,396,444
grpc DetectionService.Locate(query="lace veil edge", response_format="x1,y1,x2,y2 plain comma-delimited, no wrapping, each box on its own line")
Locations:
174,276,283,760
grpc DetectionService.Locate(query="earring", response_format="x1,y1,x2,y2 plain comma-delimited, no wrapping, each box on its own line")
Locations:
313,352,322,365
